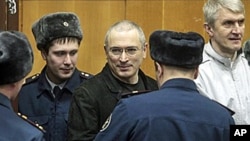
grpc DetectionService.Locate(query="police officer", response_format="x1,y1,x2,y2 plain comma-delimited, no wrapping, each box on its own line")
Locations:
0,31,45,141
17,12,92,141
94,30,235,141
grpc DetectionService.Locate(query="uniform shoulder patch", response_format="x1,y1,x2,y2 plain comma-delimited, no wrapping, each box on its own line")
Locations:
23,73,40,85
17,113,46,133
80,71,93,79
100,114,112,132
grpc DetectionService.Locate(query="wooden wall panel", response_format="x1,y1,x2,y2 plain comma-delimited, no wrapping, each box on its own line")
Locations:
126,0,205,77
19,0,250,78
0,1,6,30
19,0,125,76
163,1,205,34
126,0,163,77
242,0,250,42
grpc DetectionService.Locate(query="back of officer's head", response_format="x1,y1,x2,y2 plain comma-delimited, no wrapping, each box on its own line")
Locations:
149,30,204,69
0,31,33,85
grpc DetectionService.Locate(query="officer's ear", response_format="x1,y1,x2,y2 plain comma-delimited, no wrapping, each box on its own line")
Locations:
194,66,199,79
154,61,163,78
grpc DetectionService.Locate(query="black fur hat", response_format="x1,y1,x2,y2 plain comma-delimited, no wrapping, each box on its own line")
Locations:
149,30,204,68
0,31,33,85
32,12,83,50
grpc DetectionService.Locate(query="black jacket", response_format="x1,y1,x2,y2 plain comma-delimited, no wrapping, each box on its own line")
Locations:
68,63,158,141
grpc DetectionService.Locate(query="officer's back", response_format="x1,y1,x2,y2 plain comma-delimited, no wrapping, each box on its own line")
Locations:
0,31,45,140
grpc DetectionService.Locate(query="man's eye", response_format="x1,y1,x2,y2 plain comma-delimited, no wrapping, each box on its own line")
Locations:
127,48,137,52
70,51,77,56
111,48,122,53
224,21,233,27
55,52,65,56
126,48,138,55
238,20,244,26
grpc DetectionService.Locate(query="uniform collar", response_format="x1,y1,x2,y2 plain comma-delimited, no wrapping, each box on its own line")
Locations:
63,68,82,92
46,74,66,90
37,66,81,97
161,78,197,91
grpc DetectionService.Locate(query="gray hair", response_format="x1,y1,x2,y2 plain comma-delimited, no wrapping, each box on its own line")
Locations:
104,20,146,48
203,0,245,26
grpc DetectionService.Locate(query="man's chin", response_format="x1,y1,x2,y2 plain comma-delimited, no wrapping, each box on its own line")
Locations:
117,72,133,79
59,73,73,80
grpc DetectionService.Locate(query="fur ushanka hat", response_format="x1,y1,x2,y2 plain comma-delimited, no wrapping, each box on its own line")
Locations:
32,12,83,50
149,30,204,68
0,31,33,85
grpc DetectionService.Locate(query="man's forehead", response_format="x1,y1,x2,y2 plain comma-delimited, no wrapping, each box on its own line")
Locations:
217,8,245,21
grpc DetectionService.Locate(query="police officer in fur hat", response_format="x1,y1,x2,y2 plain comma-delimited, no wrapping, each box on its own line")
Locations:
17,12,93,141
0,31,45,141
94,30,235,141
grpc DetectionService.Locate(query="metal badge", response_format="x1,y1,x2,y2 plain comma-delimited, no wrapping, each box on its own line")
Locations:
63,22,69,27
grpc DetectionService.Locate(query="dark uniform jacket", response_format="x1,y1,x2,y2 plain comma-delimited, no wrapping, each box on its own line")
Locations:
94,78,235,141
68,63,158,141
18,66,92,141
0,93,45,141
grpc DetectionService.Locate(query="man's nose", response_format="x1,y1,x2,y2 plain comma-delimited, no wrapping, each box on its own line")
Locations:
64,54,72,64
119,50,129,62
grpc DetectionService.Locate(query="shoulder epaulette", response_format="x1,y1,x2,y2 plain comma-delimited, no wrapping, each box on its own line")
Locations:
121,90,152,98
17,113,46,133
23,73,40,85
80,71,93,79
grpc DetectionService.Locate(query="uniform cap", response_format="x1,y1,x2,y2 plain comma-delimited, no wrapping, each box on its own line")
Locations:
32,12,83,50
149,30,204,68
0,31,33,85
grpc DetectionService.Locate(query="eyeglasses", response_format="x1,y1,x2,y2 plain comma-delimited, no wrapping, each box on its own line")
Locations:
109,47,140,56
